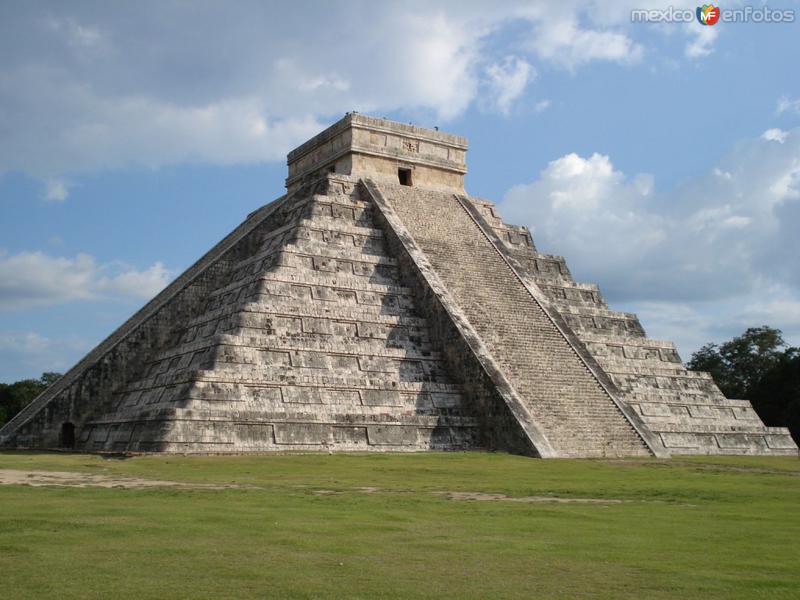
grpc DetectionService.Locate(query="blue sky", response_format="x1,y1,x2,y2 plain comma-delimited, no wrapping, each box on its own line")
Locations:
1,1,799,381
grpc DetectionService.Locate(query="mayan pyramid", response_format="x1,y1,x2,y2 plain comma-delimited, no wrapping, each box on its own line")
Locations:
1,114,796,457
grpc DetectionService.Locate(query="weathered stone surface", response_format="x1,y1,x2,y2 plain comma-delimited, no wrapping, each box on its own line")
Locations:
0,114,795,457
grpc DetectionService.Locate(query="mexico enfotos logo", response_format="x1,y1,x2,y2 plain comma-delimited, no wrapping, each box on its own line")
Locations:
632,4,796,23
696,4,720,25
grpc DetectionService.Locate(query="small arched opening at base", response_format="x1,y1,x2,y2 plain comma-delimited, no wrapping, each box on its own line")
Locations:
60,422,76,449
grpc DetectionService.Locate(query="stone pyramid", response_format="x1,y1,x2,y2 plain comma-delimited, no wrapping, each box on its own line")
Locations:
1,115,796,457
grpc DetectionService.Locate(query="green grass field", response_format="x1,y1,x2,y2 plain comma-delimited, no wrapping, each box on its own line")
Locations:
1,451,798,599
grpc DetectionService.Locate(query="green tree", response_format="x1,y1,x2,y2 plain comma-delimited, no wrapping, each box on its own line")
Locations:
719,326,786,398
688,326,798,443
686,342,732,394
0,372,62,427
748,349,800,442
39,372,62,387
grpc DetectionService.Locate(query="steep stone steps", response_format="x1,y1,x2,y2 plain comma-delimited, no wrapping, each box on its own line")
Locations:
372,181,652,458
479,191,796,456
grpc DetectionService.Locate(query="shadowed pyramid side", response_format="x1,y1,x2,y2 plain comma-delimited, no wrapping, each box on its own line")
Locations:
0,192,295,449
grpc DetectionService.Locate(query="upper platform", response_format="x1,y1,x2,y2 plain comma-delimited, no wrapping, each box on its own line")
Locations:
286,113,468,192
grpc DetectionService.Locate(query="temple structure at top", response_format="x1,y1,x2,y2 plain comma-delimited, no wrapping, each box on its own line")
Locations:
286,113,467,192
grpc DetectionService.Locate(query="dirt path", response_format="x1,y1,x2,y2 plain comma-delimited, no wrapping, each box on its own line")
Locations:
433,491,624,504
316,486,624,504
0,469,244,489
2,470,625,502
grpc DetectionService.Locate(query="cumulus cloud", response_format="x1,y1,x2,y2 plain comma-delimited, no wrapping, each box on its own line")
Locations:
684,23,719,58
42,178,70,202
533,99,551,113
527,16,643,68
762,128,788,143
96,262,172,299
0,1,657,185
0,251,173,310
626,289,800,359
504,128,800,299
777,95,800,115
485,56,534,115
500,127,800,353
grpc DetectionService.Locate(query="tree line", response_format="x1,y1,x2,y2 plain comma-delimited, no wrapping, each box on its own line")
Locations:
686,326,799,443
0,372,62,427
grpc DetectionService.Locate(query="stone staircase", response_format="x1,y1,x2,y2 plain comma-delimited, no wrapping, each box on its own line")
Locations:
370,181,652,458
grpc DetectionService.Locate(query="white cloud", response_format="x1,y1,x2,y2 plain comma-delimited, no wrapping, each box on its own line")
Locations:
623,286,800,360
42,178,70,202
777,95,800,115
0,251,173,310
500,125,800,356
533,99,551,113
500,126,800,357
684,23,719,58
768,165,800,202
0,2,658,184
501,127,800,308
44,16,105,49
504,152,667,295
96,262,172,299
0,332,51,354
739,297,800,332
763,128,788,143
528,17,643,68
485,56,534,115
